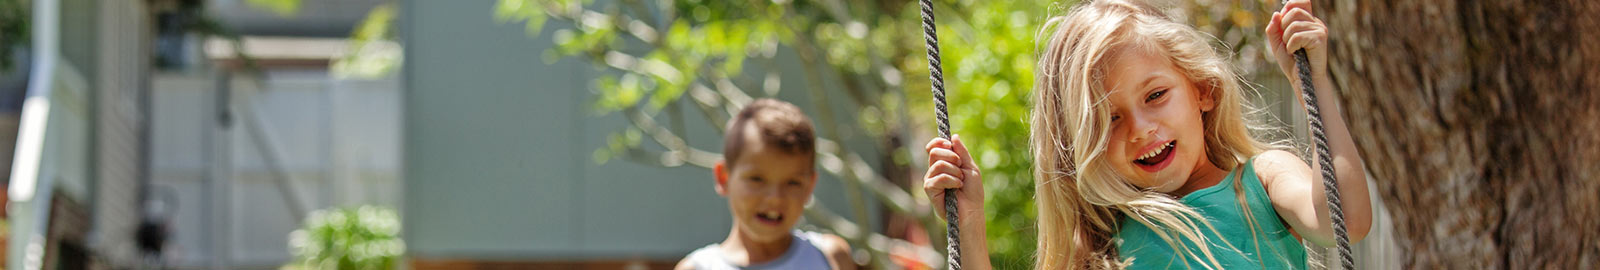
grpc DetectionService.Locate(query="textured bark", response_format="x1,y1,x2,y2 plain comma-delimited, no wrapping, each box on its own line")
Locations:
1315,1,1600,268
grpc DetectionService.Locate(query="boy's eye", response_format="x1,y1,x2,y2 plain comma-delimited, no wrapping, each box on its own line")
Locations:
1146,89,1167,102
750,177,764,183
787,180,802,186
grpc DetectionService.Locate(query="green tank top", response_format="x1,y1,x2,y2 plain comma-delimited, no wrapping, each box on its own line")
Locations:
1114,157,1307,269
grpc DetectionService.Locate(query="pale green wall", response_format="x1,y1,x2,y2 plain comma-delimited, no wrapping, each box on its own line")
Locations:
401,0,883,260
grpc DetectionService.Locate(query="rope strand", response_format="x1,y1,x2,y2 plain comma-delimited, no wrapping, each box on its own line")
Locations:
919,0,961,269
1294,49,1353,270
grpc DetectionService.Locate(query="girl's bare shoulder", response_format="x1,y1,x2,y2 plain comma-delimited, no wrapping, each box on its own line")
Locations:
1252,149,1312,189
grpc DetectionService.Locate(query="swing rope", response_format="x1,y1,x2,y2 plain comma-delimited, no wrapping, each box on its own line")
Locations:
1293,50,1353,270
918,0,961,269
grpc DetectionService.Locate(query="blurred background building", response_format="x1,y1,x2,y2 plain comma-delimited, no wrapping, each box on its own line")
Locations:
1,0,887,269
3,0,410,268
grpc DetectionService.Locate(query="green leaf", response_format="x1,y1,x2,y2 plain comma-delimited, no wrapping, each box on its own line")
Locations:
288,206,404,270
333,3,402,79
245,0,302,17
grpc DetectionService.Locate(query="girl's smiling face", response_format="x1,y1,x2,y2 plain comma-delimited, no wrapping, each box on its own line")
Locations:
1100,45,1218,194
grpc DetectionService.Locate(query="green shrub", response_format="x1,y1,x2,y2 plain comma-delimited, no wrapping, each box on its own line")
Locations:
286,206,405,270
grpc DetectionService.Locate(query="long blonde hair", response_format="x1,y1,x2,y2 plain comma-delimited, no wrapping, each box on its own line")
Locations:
1030,0,1278,269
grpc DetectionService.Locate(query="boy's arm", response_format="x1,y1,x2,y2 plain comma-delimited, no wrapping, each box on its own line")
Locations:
819,234,858,270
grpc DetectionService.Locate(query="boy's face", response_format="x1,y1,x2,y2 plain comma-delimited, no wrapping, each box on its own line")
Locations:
1100,46,1216,193
715,129,817,243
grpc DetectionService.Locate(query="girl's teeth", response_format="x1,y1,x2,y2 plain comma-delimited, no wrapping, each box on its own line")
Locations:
1139,142,1173,161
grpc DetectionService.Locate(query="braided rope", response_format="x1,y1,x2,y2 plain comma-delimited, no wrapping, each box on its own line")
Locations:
1293,50,1353,270
919,0,961,269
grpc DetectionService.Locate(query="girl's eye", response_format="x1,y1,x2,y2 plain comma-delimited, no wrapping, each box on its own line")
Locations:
1146,89,1168,102
1110,114,1121,122
787,180,802,186
750,177,764,183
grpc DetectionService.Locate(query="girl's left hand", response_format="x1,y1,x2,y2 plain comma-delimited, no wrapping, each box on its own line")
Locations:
1266,0,1327,83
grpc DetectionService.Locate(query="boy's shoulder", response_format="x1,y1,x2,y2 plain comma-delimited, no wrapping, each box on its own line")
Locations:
794,231,857,270
807,232,855,270
675,243,726,270
675,230,854,270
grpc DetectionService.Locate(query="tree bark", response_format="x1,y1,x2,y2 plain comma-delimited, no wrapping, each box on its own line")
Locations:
1316,1,1600,268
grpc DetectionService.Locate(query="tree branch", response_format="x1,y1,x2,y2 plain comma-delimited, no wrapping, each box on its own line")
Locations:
806,201,947,269
622,106,721,168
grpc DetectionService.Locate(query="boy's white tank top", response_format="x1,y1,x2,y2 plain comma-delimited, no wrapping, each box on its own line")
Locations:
683,230,833,270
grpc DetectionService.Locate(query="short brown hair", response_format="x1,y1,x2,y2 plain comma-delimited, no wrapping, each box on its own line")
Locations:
723,98,816,169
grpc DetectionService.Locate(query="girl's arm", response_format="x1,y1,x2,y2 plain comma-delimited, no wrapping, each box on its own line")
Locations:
1260,0,1373,247
924,135,994,270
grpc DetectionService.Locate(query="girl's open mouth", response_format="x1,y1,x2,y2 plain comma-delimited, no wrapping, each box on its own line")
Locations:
1134,141,1176,172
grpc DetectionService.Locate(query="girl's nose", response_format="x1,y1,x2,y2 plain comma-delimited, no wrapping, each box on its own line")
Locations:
1129,116,1158,143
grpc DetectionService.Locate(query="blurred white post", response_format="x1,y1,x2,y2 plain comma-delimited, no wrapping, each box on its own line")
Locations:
7,0,59,269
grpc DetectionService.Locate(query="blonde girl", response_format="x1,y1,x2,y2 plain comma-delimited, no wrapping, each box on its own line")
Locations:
923,0,1372,269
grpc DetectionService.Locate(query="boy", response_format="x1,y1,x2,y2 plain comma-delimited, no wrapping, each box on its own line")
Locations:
677,99,857,270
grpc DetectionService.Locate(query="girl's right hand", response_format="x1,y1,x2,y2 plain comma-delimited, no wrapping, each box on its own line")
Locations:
924,135,992,269
1265,0,1329,86
924,134,984,222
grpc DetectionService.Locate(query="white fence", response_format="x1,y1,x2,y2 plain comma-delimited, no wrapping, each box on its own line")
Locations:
150,70,401,269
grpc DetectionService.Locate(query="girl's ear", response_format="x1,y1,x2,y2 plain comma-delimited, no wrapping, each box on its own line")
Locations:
1198,81,1219,112
714,161,730,196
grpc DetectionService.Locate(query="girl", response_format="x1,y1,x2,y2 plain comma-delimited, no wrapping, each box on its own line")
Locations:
923,0,1372,269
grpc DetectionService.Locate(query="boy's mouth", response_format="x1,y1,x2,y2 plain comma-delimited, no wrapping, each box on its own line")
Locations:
1133,140,1176,172
755,211,784,225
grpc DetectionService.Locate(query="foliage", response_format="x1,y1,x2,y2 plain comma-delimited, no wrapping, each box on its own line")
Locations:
935,2,1055,267
333,3,402,79
1180,0,1283,78
246,0,302,18
285,206,406,270
0,0,27,72
237,0,401,79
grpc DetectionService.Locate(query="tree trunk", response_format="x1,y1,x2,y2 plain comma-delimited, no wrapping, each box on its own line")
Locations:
1316,1,1600,268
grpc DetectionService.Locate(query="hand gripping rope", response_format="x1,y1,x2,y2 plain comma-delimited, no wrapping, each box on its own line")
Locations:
918,0,961,269
1294,50,1353,270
